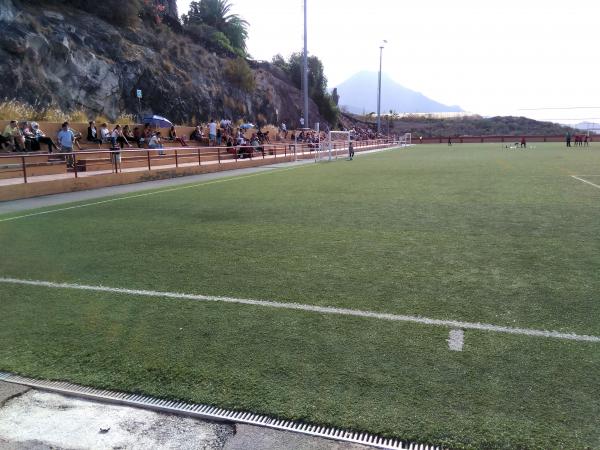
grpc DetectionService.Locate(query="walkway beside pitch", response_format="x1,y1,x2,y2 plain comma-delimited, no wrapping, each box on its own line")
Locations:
0,145,398,215
0,382,371,450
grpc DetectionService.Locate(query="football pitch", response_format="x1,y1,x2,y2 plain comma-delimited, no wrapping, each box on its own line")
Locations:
1,143,599,449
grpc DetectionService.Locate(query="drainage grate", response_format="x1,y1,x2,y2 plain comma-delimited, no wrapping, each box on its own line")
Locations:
0,371,443,450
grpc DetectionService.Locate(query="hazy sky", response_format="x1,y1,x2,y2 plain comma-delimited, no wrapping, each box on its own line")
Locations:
178,0,600,123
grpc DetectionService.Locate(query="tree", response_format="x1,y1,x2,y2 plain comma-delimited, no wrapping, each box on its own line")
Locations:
331,88,339,106
278,52,339,127
183,0,248,56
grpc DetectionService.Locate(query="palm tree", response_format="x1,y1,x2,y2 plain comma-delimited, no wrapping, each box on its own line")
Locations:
184,0,248,54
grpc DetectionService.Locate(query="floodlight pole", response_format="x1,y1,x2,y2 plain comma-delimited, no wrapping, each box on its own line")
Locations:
303,0,309,129
377,43,385,134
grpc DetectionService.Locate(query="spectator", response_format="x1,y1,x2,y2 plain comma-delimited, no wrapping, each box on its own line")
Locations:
190,125,203,142
87,120,102,144
216,127,222,146
122,125,134,142
250,134,263,155
111,124,129,149
143,123,152,145
168,125,187,147
57,122,75,166
225,135,236,155
149,131,165,155
0,120,23,151
209,119,217,146
31,122,57,153
280,122,288,139
19,122,39,152
64,121,82,150
132,127,144,148
99,123,111,143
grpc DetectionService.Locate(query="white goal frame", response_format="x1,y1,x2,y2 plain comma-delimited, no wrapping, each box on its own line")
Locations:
398,133,412,146
318,131,352,162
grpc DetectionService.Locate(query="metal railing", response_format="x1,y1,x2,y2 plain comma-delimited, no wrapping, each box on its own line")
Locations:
0,139,396,184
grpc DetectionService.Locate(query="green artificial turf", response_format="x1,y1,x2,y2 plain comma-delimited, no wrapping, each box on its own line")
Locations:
1,143,600,448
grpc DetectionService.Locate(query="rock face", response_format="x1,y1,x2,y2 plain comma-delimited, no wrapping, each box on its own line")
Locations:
0,0,321,126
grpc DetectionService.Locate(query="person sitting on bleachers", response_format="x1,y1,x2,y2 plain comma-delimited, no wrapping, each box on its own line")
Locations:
168,125,187,147
236,129,246,146
250,134,264,155
132,126,144,148
99,123,111,143
0,120,23,151
263,131,271,144
87,120,102,145
190,125,203,142
226,135,235,154
19,122,39,152
149,131,165,155
122,125,135,144
31,122,58,153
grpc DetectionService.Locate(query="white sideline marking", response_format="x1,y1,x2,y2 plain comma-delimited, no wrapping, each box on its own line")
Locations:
448,329,464,351
0,166,303,223
571,175,600,190
1,277,599,344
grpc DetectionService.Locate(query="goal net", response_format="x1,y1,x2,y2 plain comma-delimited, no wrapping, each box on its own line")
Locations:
398,133,412,146
318,131,351,162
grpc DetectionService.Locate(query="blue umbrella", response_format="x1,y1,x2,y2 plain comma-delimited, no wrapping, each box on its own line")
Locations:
142,115,173,128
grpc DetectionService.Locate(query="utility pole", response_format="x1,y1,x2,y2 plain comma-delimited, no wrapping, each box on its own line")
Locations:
377,40,387,134
303,0,309,129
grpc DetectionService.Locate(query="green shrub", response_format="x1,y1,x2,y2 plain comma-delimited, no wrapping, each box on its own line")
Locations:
224,57,255,93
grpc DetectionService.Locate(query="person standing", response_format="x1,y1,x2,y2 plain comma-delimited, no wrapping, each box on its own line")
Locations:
57,122,75,166
566,131,571,147
209,119,217,146
348,140,354,160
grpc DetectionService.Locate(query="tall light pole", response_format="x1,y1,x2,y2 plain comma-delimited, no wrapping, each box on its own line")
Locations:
377,40,387,134
302,0,309,129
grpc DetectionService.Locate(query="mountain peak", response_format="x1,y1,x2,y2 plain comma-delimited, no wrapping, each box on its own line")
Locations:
334,72,463,114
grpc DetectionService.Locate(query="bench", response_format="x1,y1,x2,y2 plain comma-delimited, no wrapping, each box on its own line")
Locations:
0,160,66,180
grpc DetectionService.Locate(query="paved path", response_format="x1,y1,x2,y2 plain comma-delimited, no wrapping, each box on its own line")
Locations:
0,382,371,450
0,145,399,215
0,160,310,215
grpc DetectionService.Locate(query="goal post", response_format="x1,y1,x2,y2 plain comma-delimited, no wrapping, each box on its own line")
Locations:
398,133,412,146
318,131,352,162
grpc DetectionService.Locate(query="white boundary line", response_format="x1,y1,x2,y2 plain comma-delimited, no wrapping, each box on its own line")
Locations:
1,277,598,344
571,175,600,190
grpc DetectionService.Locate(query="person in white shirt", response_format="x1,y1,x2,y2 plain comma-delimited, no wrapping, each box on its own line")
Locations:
209,119,217,146
100,123,110,143
149,132,165,155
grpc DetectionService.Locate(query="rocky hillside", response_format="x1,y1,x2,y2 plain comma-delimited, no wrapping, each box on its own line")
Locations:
340,112,577,137
0,0,321,126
